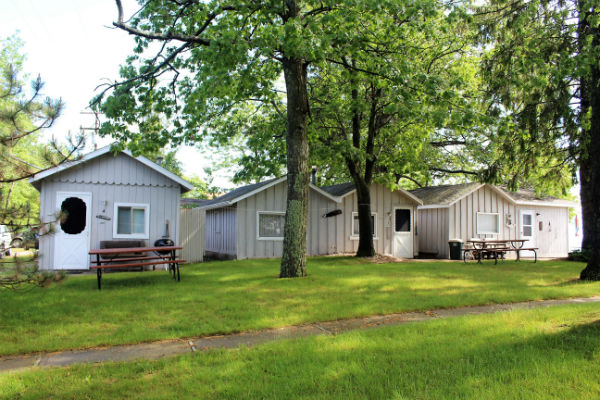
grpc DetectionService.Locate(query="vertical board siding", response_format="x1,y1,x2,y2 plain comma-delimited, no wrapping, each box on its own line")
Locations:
416,208,449,258
209,182,418,259
38,181,182,270
205,207,237,256
417,185,571,259
37,152,184,270
340,184,417,257
516,206,569,257
180,208,205,263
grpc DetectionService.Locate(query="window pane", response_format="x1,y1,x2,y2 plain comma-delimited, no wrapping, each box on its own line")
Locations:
353,215,360,236
353,214,376,237
259,214,284,237
117,207,131,234
395,209,410,232
523,214,532,225
477,214,498,233
523,226,532,237
132,209,145,234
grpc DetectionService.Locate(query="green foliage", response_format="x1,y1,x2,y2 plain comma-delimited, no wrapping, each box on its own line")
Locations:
473,0,590,194
182,169,224,200
0,36,83,289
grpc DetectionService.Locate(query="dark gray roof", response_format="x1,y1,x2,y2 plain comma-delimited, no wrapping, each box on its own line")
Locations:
180,198,212,207
410,182,575,207
499,186,573,205
199,178,281,207
320,182,355,197
410,183,481,205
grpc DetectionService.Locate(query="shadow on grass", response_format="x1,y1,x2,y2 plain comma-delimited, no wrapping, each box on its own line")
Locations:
5,308,600,399
0,257,597,356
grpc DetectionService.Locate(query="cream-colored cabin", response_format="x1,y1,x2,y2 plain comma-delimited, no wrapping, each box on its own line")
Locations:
29,146,194,270
410,183,575,259
200,178,422,260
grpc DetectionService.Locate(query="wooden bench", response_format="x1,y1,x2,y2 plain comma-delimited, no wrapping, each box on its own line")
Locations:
89,246,184,290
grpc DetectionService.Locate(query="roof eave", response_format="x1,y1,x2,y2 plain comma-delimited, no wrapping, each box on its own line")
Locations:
310,183,343,203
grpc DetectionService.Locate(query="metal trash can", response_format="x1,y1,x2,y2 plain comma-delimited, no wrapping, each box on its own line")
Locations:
449,239,463,260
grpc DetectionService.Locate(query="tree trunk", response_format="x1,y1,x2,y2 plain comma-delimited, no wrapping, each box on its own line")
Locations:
354,176,375,257
279,56,310,278
579,96,600,280
579,9,600,280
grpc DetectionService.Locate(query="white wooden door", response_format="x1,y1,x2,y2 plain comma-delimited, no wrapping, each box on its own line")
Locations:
520,210,536,248
393,208,413,258
54,192,92,270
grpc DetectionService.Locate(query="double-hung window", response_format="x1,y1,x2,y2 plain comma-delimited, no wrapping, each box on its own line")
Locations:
351,212,377,239
257,212,285,240
113,203,150,239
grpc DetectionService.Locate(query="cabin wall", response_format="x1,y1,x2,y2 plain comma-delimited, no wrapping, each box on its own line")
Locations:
337,184,418,256
205,206,237,258
419,185,571,259
236,181,287,259
417,208,449,258
38,179,181,270
219,182,418,260
516,205,570,258
447,186,517,246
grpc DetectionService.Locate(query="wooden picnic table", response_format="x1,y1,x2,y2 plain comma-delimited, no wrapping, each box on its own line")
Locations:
464,239,536,264
89,246,185,290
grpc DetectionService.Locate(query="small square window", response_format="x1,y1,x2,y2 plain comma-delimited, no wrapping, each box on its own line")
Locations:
477,213,500,234
257,212,285,240
114,203,149,239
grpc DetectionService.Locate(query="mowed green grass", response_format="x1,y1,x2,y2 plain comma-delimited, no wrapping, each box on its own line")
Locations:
0,257,598,355
2,304,599,399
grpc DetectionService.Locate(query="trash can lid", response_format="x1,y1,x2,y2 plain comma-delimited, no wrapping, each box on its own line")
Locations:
448,239,463,243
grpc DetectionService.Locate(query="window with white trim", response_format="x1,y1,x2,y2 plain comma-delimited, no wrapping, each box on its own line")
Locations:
257,212,285,240
351,212,377,238
113,203,150,239
477,212,500,234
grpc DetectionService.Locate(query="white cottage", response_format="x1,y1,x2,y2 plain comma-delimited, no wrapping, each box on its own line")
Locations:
199,177,422,259
410,183,576,259
29,146,193,270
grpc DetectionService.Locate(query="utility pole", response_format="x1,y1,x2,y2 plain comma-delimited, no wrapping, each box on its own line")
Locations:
79,110,102,150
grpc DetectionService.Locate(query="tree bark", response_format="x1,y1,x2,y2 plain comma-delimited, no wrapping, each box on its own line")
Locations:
579,6,600,280
279,55,310,277
354,175,375,257
345,80,376,257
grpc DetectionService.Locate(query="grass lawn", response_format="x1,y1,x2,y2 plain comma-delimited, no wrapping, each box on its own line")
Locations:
0,257,598,356
2,303,599,399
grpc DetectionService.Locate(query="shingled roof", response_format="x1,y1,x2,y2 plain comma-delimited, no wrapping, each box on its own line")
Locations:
320,182,356,197
410,182,576,207
197,177,283,208
409,183,482,206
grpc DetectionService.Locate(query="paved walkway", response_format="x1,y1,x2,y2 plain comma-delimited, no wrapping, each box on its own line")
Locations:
2,295,599,373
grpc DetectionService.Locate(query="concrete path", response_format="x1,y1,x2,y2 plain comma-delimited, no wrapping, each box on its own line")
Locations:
2,295,599,373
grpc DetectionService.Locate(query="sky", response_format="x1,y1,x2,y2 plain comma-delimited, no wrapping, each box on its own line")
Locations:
0,0,233,187
0,0,583,249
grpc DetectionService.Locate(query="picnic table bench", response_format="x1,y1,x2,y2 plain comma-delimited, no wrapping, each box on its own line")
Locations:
464,239,537,264
89,246,185,290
